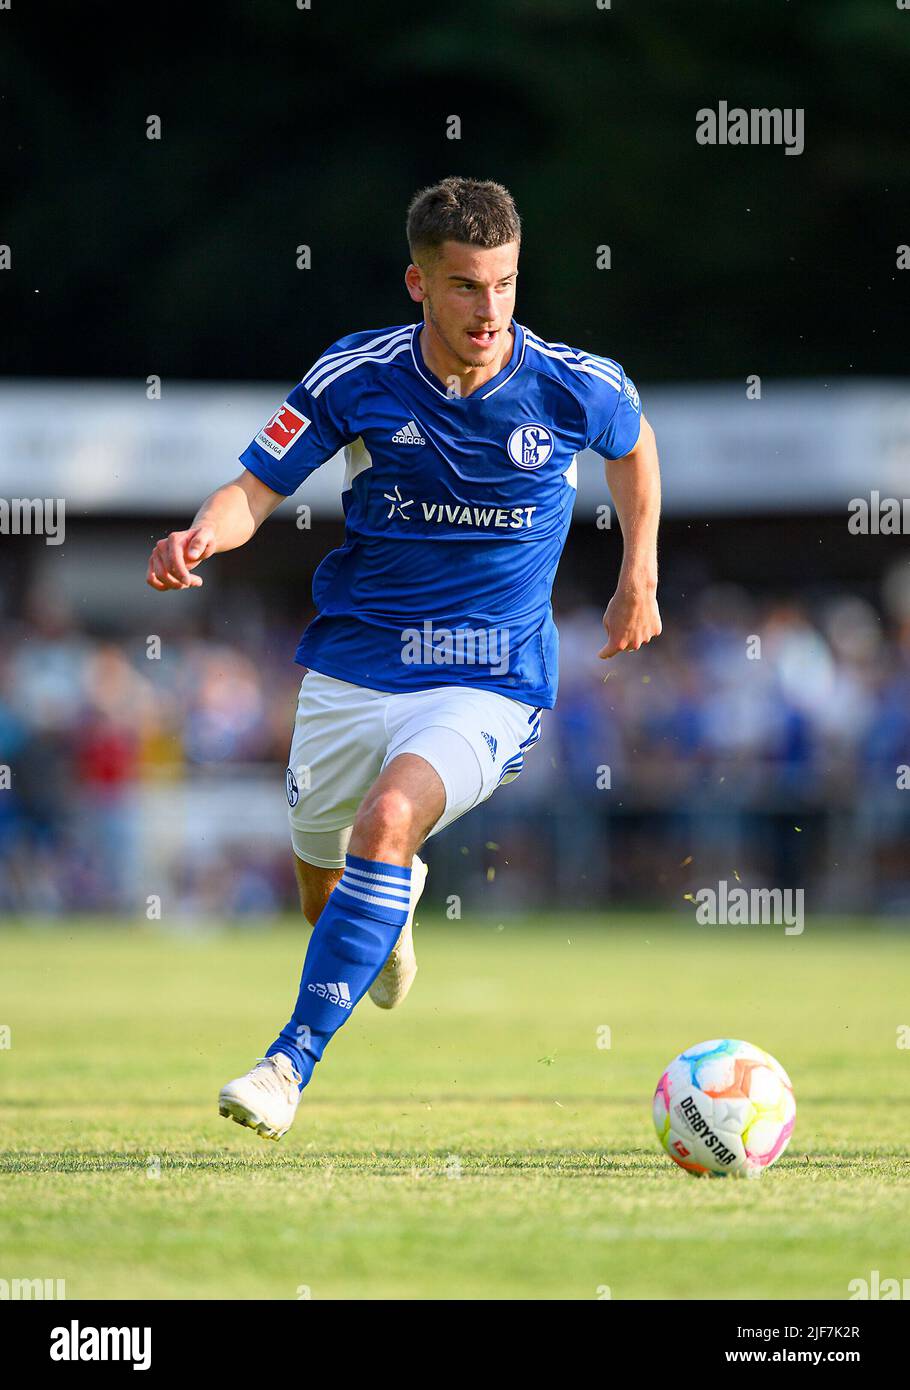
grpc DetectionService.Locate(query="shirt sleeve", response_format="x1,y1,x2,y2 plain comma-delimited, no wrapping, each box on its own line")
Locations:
239,358,352,496
582,359,643,460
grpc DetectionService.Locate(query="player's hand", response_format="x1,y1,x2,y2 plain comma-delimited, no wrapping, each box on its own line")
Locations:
146,523,217,591
598,583,662,658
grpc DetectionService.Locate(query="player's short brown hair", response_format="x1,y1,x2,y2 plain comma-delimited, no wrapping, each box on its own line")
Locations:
406,177,521,262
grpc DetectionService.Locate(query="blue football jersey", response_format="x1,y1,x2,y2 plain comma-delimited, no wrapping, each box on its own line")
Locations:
239,320,642,709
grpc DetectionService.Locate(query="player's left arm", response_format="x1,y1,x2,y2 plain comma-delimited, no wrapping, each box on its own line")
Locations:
599,414,662,659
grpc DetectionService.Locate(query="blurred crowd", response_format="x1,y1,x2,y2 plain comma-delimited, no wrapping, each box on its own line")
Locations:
1,577,909,917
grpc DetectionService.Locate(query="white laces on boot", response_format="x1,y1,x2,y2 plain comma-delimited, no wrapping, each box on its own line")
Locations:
248,1055,301,1096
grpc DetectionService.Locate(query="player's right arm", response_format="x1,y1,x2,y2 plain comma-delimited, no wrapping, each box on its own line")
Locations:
146,470,285,591
147,347,355,592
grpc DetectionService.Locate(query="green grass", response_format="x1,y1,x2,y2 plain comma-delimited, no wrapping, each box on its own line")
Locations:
2,914,909,1299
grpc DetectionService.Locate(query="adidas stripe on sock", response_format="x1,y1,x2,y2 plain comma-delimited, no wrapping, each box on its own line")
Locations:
266,853,413,1089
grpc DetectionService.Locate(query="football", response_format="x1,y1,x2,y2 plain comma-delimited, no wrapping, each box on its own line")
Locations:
653,1038,796,1178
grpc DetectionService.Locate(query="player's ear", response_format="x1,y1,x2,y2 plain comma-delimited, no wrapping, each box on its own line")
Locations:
404,263,426,303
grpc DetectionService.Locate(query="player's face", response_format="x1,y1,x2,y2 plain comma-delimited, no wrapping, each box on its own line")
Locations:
413,241,519,370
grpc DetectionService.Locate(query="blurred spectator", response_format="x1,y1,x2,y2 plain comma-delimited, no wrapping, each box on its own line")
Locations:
0,579,907,917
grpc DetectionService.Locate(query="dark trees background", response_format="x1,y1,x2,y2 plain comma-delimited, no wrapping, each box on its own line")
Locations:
2,0,908,382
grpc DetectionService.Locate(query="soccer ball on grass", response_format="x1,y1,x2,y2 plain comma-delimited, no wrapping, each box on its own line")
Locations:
652,1038,796,1178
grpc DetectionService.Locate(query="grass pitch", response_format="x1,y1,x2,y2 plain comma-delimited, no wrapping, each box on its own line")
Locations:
2,913,909,1300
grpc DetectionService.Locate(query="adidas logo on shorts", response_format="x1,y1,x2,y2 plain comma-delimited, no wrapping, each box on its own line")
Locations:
307,981,352,1009
392,419,426,446
481,730,498,761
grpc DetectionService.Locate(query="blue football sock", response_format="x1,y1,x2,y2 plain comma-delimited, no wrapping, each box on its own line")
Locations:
266,853,412,1090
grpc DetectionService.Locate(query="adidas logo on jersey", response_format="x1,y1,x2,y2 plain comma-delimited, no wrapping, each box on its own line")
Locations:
392,420,426,446
307,981,352,1009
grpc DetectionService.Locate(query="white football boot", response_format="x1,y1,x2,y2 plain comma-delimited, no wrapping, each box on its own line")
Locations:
368,854,428,1009
218,1052,302,1141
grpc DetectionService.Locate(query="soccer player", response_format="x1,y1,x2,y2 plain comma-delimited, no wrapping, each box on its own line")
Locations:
146,177,662,1141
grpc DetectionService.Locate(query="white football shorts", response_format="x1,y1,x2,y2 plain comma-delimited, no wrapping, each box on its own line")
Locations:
284,669,543,867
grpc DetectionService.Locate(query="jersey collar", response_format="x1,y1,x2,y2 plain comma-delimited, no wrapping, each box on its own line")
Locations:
411,320,526,401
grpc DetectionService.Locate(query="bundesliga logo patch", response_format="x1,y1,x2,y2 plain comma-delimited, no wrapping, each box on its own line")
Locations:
256,403,310,459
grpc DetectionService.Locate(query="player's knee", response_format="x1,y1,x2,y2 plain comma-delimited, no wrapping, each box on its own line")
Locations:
353,786,420,848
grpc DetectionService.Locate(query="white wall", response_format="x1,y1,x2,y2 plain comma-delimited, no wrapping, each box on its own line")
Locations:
1,377,908,518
